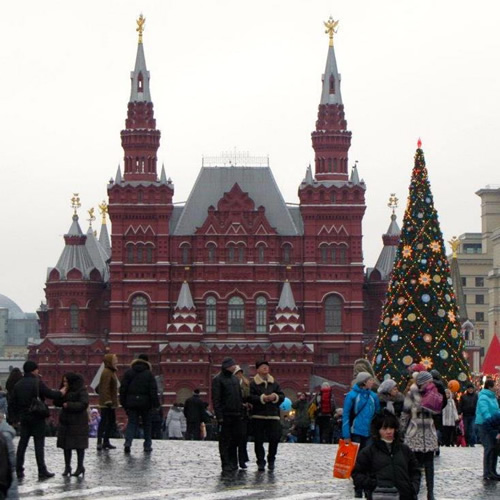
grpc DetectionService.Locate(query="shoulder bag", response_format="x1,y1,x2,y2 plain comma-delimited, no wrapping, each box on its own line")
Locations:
28,379,50,419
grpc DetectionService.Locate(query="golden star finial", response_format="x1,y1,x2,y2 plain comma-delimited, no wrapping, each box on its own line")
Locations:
388,193,399,214
324,17,339,47
137,14,145,44
98,201,108,225
71,193,81,216
87,207,96,228
449,236,460,259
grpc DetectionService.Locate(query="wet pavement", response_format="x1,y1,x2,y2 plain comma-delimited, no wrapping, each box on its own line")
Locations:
16,438,499,499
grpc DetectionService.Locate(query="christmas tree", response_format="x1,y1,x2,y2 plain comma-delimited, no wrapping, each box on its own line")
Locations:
372,141,471,387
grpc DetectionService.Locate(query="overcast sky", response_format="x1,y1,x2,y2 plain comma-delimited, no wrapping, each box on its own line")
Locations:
1,0,499,313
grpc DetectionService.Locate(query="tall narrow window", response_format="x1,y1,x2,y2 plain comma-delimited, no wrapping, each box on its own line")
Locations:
146,245,153,263
338,246,347,264
329,74,335,94
320,245,328,264
257,245,265,264
131,296,148,333
238,245,245,263
228,296,245,333
181,245,190,265
227,245,235,263
282,244,292,264
205,296,217,333
325,295,342,333
256,296,267,333
207,244,216,263
70,304,79,333
127,245,134,263
137,244,144,263
330,247,337,264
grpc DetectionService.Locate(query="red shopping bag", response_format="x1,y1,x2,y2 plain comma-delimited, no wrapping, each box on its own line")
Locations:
333,439,360,479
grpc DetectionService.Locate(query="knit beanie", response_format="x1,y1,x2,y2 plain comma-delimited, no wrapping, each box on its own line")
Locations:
354,372,373,386
378,379,397,394
416,371,433,387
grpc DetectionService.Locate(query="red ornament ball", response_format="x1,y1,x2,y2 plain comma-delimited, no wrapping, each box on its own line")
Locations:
448,380,460,393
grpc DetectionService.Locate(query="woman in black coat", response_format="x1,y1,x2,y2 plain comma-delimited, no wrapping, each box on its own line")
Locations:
352,412,421,500
54,373,89,477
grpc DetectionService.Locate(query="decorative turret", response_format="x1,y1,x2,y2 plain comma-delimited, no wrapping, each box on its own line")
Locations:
311,17,352,183
121,15,161,181
269,282,305,333
97,201,111,257
449,236,468,321
166,282,203,333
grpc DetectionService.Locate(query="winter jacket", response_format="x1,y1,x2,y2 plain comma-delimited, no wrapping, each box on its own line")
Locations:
292,399,311,428
165,407,186,438
119,359,159,411
342,384,380,439
352,438,420,500
98,354,119,409
317,386,336,416
483,411,500,434
0,392,7,417
0,434,12,498
0,419,17,500
183,394,207,424
9,373,62,423
458,391,478,417
442,397,458,427
378,392,404,418
475,388,500,425
89,413,101,437
54,374,89,450
211,369,243,421
400,384,438,453
249,374,285,421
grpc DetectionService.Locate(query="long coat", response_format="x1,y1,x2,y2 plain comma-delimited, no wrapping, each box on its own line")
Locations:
165,407,186,439
54,374,89,450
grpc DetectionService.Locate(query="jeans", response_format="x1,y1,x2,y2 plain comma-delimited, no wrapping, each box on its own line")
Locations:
16,418,47,473
253,419,281,467
463,415,476,446
125,409,152,449
98,407,116,443
478,424,498,477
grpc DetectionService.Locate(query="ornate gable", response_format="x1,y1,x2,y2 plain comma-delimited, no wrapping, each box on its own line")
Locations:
196,183,277,235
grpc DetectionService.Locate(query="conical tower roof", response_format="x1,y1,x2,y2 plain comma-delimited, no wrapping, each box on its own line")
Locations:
372,213,401,280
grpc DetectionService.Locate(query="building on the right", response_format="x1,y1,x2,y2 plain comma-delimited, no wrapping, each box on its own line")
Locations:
451,185,500,373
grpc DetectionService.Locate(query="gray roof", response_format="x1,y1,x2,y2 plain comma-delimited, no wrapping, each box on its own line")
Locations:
129,42,151,102
173,167,300,235
176,282,195,310
0,294,25,319
320,44,343,105
373,214,400,280
98,223,111,257
277,282,297,310
86,227,110,282
53,216,99,280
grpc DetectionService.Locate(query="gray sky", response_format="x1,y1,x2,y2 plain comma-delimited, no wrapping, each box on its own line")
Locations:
1,0,499,313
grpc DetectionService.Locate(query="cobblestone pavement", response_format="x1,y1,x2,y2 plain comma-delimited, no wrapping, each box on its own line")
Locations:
15,438,499,499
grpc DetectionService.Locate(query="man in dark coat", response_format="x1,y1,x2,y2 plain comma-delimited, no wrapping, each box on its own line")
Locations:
249,360,285,471
458,382,478,446
184,389,208,440
9,360,66,479
0,433,12,499
211,357,243,473
120,354,160,453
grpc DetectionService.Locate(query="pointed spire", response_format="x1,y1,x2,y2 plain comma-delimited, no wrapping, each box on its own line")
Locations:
115,165,122,184
350,161,360,184
166,282,203,334
321,18,343,106
304,164,314,185
277,281,297,310
160,163,167,184
270,282,305,333
176,282,195,310
130,15,151,102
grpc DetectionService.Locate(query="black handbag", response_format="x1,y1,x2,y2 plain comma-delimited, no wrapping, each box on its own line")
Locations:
28,379,50,419
372,486,399,499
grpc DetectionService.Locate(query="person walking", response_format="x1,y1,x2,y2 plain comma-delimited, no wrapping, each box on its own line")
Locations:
120,354,159,453
9,360,66,480
315,382,336,443
292,393,311,443
5,368,22,426
165,403,186,439
441,389,459,447
475,379,500,481
342,372,380,498
352,412,420,499
212,357,244,474
249,360,285,472
400,371,442,500
377,378,404,418
0,411,17,499
235,366,251,468
54,373,89,477
458,382,478,446
97,353,119,451
183,389,207,441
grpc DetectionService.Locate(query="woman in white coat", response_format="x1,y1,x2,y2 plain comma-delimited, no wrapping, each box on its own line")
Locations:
441,389,458,446
165,403,187,439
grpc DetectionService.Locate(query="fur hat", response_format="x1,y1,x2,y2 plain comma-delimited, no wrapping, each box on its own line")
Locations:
378,379,397,394
416,371,433,387
354,372,373,386
255,360,269,369
221,357,236,370
23,360,38,373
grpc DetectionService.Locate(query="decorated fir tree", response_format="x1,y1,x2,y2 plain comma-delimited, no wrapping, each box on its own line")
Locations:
372,141,471,387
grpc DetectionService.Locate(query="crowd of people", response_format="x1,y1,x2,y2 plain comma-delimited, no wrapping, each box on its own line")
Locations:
0,355,498,499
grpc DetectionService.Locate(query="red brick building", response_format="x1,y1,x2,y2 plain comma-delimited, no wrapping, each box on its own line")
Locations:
33,25,397,405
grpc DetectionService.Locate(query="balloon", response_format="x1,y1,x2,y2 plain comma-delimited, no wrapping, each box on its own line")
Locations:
280,397,292,411
448,380,460,393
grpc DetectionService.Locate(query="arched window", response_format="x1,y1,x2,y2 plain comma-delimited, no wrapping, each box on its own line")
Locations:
238,245,245,263
228,296,245,333
137,244,144,263
257,244,265,264
126,245,134,263
329,74,335,94
331,246,337,263
131,296,148,333
330,192,336,203
320,244,328,264
181,244,190,265
282,244,292,264
146,245,153,263
70,304,79,333
338,246,347,264
325,295,342,333
256,296,267,333
207,243,216,264
205,296,217,333
227,244,235,263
